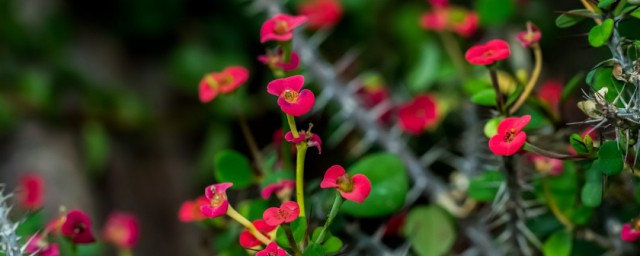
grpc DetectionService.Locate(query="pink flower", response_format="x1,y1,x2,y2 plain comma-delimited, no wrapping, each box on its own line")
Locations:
267,75,315,116
263,201,300,226
285,129,322,154
398,94,439,135
26,234,60,256
621,222,640,242
178,196,208,222
199,66,249,103
420,10,447,31
320,165,371,203
419,7,478,37
239,219,276,248
516,22,541,48
428,0,449,8
537,80,563,115
102,212,140,249
261,180,295,200
451,11,478,37
488,115,531,156
200,183,233,219
256,242,287,256
260,14,308,43
258,50,300,71
61,210,96,244
528,154,563,176
297,0,343,30
18,173,44,210
465,40,511,66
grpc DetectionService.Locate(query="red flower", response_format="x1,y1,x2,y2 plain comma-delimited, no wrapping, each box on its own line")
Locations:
261,180,295,200
61,210,96,244
398,94,439,135
297,0,343,30
621,221,640,242
199,66,249,103
488,115,531,156
18,173,44,210
536,80,563,115
419,7,478,37
420,10,447,31
428,0,449,8
239,219,276,248
267,75,315,116
516,22,541,48
26,234,59,256
263,201,300,226
320,165,371,203
200,183,232,218
285,130,322,154
451,11,478,37
102,212,140,249
258,50,300,71
465,40,511,66
256,242,287,256
178,196,208,222
528,154,563,176
260,14,308,43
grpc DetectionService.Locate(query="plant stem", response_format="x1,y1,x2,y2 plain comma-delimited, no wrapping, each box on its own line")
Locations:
226,206,271,245
286,114,300,138
542,178,575,230
282,40,293,63
283,223,303,256
118,249,133,256
438,31,468,79
71,243,79,256
488,68,505,115
237,111,265,177
523,142,592,160
509,43,542,114
581,0,603,24
295,144,308,217
315,192,343,244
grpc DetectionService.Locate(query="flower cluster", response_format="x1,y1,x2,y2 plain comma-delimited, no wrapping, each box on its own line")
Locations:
420,0,478,37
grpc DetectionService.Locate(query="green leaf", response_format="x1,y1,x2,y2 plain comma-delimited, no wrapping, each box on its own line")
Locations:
594,141,623,175
276,217,307,249
543,229,573,256
476,0,515,25
463,79,492,95
581,165,603,207
588,19,614,47
544,162,577,216
570,134,590,155
407,39,441,93
483,118,501,138
561,72,585,101
597,0,616,8
586,67,626,106
82,122,109,177
403,206,456,256
341,153,409,217
555,9,593,28
631,7,640,19
470,89,497,106
303,242,326,256
311,228,343,254
238,199,270,221
214,150,255,188
468,170,504,202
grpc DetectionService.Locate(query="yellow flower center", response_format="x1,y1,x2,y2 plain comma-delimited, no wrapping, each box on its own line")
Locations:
274,20,289,35
282,90,299,103
504,128,517,142
337,174,354,193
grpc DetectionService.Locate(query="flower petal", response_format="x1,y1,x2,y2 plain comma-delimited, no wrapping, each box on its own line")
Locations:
199,200,229,218
278,89,315,116
320,165,345,188
621,224,640,242
263,207,283,226
489,131,526,156
284,132,306,143
199,78,218,103
281,201,300,223
267,75,305,96
219,66,249,93
339,174,371,203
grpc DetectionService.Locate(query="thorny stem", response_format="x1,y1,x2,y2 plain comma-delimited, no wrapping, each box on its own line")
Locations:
283,223,303,256
438,31,468,78
581,0,603,24
489,68,505,115
226,206,271,245
523,142,592,160
509,43,543,114
501,156,521,253
238,112,265,178
315,191,344,244
542,178,574,230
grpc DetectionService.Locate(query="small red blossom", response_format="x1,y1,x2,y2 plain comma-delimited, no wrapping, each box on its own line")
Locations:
267,75,315,116
26,234,60,256
537,80,563,115
428,0,449,8
260,14,308,43
285,129,322,154
256,242,287,256
200,183,232,219
261,180,295,200
465,40,511,66
263,201,300,226
451,11,478,37
488,115,531,156
420,7,478,37
199,66,249,103
528,154,563,176
258,50,300,71
102,212,140,249
18,173,44,210
239,219,277,248
621,221,640,242
178,196,208,222
297,0,343,30
398,94,439,135
61,210,96,244
516,22,541,48
320,165,371,203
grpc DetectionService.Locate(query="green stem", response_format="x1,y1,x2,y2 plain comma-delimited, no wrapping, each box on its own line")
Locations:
118,249,133,256
523,142,592,160
315,192,344,244
438,31,468,79
70,243,79,256
237,111,265,178
226,206,271,245
295,144,308,217
283,223,303,256
488,68,505,115
281,40,293,64
509,43,542,114
286,114,300,138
